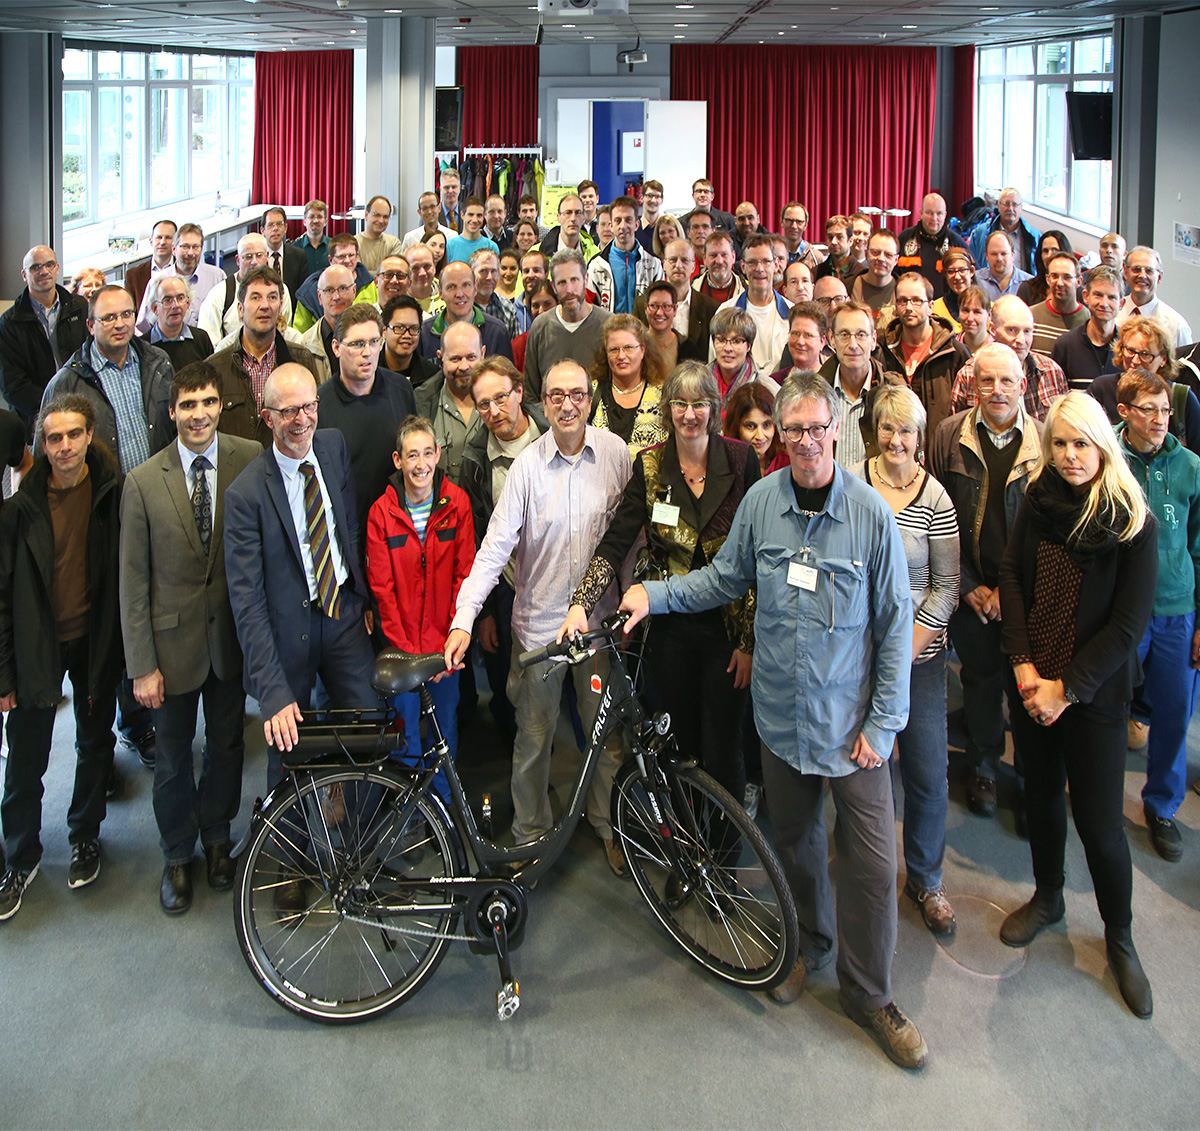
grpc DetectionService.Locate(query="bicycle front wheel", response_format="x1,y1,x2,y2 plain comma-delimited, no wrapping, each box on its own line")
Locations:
614,761,799,990
234,767,464,1023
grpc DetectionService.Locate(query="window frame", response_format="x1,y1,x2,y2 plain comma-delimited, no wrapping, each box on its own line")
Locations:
975,33,1114,230
61,45,255,232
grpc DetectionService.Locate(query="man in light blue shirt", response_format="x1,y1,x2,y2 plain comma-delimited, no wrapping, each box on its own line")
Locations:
620,371,928,1071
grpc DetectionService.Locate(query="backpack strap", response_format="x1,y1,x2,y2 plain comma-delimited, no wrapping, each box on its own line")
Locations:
1170,379,1188,442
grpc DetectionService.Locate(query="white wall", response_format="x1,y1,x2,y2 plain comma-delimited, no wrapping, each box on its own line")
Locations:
1154,10,1200,336
435,45,456,87
539,43,671,159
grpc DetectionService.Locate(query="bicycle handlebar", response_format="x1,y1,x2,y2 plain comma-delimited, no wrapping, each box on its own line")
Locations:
517,611,631,669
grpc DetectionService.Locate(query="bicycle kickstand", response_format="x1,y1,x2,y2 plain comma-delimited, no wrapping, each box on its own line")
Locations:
488,898,521,1020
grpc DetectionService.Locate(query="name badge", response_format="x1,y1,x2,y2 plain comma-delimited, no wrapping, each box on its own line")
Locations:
651,501,680,527
787,562,818,591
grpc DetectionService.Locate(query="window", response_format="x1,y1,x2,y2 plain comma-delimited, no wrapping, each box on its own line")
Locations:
976,34,1113,228
61,46,255,230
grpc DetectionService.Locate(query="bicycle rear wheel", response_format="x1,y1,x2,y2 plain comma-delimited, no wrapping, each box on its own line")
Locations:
614,760,799,990
234,767,464,1023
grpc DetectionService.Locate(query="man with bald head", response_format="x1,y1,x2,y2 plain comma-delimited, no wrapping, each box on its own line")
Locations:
417,261,513,364
949,294,1067,421
224,363,381,794
897,193,970,299
1098,232,1127,271
299,263,357,380
198,233,294,347
0,246,90,431
931,342,1042,825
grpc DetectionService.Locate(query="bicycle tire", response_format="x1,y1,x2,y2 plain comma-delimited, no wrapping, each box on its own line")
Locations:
614,760,799,990
234,766,464,1023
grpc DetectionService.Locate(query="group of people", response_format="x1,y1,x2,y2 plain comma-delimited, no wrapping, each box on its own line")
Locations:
0,174,1196,1073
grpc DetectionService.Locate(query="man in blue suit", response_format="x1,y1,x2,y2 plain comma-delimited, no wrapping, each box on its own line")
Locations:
224,362,380,785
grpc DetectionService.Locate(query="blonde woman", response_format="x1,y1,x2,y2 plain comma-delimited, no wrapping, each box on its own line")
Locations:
589,313,667,456
998,390,1158,1019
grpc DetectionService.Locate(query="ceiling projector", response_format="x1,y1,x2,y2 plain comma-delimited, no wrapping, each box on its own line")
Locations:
538,0,630,14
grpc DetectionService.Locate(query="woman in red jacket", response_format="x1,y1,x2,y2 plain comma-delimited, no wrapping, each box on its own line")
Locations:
366,415,475,797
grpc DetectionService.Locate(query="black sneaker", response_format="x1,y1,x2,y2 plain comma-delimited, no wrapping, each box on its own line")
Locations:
0,865,39,921
121,730,156,769
1145,811,1183,862
68,839,101,889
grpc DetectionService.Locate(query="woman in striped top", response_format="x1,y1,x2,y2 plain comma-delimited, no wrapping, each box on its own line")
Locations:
853,383,961,937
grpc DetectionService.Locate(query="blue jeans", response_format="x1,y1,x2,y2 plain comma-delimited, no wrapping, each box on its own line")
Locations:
1136,612,1198,819
893,652,949,892
394,671,459,803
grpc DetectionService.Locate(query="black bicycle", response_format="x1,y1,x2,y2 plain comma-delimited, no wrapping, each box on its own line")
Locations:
232,612,799,1024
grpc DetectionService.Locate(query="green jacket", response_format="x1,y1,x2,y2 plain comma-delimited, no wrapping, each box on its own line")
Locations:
1119,424,1200,616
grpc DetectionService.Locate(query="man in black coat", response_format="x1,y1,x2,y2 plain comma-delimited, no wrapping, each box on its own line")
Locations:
0,393,124,919
0,246,89,434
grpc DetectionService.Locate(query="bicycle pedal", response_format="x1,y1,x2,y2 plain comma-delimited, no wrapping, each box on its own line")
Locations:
496,980,520,1020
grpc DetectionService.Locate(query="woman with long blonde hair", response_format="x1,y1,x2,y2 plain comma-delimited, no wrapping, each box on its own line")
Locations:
998,391,1157,1018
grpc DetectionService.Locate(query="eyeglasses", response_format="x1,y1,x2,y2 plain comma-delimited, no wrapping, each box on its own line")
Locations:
1127,403,1173,419
834,330,874,344
976,377,1021,393
879,424,919,440
1046,271,1077,283
714,335,748,347
1124,347,1162,365
28,260,58,272
789,330,822,343
320,284,356,296
378,270,410,282
894,296,929,308
669,399,711,413
475,389,515,414
387,323,420,337
743,256,774,269
93,309,135,325
645,303,675,314
339,337,382,353
817,294,849,307
157,294,189,306
559,208,583,218
607,344,642,356
780,420,833,442
944,266,973,278
1127,266,1158,277
545,389,590,406
264,400,319,422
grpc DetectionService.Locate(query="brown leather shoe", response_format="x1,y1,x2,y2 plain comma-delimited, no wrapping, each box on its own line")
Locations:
840,994,929,1070
1128,719,1149,750
768,960,807,1004
603,838,627,878
904,879,956,936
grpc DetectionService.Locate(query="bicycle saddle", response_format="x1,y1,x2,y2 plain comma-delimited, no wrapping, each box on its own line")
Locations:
373,649,449,695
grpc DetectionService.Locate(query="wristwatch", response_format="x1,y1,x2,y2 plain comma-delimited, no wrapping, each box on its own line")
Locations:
1062,683,1080,705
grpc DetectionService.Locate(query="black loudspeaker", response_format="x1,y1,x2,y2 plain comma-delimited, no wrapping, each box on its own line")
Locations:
1065,91,1113,161
436,87,463,153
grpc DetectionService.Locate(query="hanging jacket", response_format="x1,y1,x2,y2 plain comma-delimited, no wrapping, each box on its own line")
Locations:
365,468,475,654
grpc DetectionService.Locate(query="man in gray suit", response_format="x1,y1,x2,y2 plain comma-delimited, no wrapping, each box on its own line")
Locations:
119,361,262,914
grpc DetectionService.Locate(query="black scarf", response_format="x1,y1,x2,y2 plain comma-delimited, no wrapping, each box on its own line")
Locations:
1023,469,1123,563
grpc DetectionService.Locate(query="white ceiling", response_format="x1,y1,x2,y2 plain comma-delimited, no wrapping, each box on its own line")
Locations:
0,0,1179,52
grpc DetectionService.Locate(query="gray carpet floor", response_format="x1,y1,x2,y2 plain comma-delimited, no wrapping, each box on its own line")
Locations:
2,672,1200,1130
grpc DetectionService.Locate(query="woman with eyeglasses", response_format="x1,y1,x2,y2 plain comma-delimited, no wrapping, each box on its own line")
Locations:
932,249,976,332
642,280,705,376
998,391,1157,1019
852,384,961,937
589,313,668,456
1087,315,1200,454
709,307,776,409
558,360,760,806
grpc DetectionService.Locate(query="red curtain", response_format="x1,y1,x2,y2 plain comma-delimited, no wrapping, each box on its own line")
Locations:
950,45,977,213
671,45,938,233
251,50,353,235
458,46,539,149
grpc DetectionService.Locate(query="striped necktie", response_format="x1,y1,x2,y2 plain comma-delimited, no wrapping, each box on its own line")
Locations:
298,461,341,620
